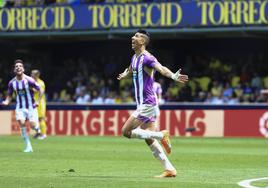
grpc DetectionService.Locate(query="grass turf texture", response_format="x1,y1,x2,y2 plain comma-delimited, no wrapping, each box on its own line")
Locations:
0,136,267,188
251,179,268,187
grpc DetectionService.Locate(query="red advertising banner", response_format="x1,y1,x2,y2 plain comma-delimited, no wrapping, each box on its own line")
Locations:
1,109,267,138
0,111,12,135
224,110,268,137
44,110,224,137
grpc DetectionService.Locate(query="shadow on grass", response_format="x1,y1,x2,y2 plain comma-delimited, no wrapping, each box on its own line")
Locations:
58,174,177,181
58,175,147,179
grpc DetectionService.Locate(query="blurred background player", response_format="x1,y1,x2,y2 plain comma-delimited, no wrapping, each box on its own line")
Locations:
2,60,43,152
31,69,47,140
153,80,163,124
117,29,188,178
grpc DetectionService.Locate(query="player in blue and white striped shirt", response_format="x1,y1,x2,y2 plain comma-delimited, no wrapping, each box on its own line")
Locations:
2,59,44,152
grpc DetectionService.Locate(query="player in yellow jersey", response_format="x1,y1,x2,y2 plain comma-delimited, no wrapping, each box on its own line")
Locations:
31,69,47,139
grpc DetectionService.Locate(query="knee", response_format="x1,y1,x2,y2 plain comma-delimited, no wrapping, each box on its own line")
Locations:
145,139,154,146
122,127,131,138
20,124,25,128
30,123,36,128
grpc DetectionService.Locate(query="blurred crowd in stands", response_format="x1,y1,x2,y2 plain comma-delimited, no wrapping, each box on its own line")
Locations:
0,52,267,104
0,1,267,105
0,0,172,7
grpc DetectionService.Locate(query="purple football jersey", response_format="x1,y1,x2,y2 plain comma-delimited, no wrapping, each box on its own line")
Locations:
131,52,160,106
153,81,163,105
8,75,40,109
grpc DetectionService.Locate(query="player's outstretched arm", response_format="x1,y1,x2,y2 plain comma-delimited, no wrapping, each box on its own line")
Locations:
2,95,12,106
34,88,44,108
154,64,189,83
117,67,132,80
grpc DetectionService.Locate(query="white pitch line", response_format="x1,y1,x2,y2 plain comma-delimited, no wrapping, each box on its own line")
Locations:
238,177,268,188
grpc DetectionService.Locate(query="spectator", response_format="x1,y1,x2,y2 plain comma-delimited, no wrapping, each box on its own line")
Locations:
243,82,253,95
251,72,263,91
76,88,90,104
51,92,61,102
91,90,103,104
222,82,233,99
194,91,206,103
227,92,239,104
210,80,223,98
104,92,116,104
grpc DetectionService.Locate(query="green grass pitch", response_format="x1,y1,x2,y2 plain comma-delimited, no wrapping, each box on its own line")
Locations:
0,136,267,188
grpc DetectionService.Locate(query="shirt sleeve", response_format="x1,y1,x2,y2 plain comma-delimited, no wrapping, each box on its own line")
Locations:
144,55,160,68
157,86,163,95
42,81,45,91
39,80,45,91
28,77,40,91
7,81,13,96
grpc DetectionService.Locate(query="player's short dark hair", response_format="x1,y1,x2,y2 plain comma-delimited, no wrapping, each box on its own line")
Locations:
137,29,150,38
137,29,150,46
14,59,24,67
31,69,40,77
